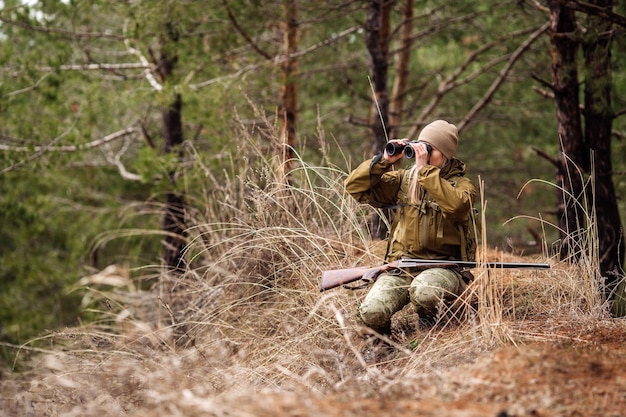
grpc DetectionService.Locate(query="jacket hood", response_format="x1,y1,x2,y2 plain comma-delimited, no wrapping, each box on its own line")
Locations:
440,158,466,178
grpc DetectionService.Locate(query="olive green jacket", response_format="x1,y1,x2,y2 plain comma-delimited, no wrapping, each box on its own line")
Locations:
345,156,477,261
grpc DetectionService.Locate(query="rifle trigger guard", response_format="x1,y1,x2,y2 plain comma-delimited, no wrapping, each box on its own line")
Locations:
342,280,370,291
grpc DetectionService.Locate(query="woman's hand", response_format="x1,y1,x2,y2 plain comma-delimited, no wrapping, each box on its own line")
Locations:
383,139,409,164
406,141,430,170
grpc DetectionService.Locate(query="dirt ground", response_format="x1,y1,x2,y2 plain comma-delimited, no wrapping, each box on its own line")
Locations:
1,318,625,417
185,320,626,417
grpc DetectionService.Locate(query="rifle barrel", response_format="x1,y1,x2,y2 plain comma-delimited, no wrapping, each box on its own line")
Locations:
397,259,551,269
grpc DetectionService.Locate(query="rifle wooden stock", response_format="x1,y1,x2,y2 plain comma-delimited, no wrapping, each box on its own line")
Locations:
319,258,551,292
320,263,396,292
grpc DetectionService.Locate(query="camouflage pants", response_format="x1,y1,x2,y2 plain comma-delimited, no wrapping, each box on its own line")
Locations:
357,267,467,333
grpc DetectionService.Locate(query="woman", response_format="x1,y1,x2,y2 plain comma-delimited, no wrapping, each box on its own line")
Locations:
345,120,477,334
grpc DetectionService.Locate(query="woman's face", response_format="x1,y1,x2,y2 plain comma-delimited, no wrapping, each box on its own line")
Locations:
429,147,447,168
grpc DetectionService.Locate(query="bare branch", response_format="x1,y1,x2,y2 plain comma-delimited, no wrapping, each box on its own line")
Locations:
189,63,261,90
0,126,72,174
526,0,550,13
532,145,560,168
558,0,626,28
405,25,541,138
102,137,142,181
613,108,626,119
457,22,550,133
401,10,485,52
533,85,555,99
4,62,150,97
123,20,163,91
53,63,150,71
286,26,360,61
125,45,163,91
222,0,273,60
2,127,142,180
0,14,126,40
531,73,555,91
0,127,139,152
190,25,359,90
5,73,52,97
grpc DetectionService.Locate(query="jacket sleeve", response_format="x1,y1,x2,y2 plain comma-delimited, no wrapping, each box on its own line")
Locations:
344,156,402,208
418,165,476,222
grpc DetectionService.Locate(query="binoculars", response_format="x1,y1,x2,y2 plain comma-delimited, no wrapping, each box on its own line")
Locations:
384,141,432,159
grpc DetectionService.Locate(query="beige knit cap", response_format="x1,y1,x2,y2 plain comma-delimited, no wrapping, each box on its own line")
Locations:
417,120,458,160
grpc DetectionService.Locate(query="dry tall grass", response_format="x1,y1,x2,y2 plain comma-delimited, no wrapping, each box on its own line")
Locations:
1,119,617,417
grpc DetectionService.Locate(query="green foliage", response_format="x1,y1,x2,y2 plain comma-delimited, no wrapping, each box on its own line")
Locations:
0,161,162,362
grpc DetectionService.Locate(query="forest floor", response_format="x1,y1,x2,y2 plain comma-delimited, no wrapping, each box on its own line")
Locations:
191,319,626,417
1,249,626,417
2,316,625,417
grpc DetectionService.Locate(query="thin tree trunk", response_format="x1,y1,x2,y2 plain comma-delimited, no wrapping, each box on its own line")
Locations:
157,24,187,272
548,0,586,262
366,0,391,155
389,0,413,139
280,0,298,179
365,0,393,240
581,0,624,292
162,93,186,271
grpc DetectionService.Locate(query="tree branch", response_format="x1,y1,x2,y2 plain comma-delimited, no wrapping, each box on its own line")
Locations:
102,137,142,181
0,127,139,152
50,63,150,71
559,0,626,28
123,20,163,91
406,25,542,139
190,26,360,90
532,145,560,168
0,14,126,40
0,126,71,174
222,0,272,60
189,63,261,90
286,26,359,61
5,73,52,97
457,21,550,133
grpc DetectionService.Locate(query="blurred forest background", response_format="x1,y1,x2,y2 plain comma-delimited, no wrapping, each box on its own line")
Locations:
0,0,625,365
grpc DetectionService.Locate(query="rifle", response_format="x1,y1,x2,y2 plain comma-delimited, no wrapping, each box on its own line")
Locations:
320,258,551,292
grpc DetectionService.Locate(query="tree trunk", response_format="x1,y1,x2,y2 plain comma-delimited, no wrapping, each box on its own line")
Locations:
280,0,298,179
157,24,187,273
365,0,392,155
581,0,624,292
365,0,393,240
548,0,624,307
161,93,187,272
548,0,586,262
389,0,413,139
